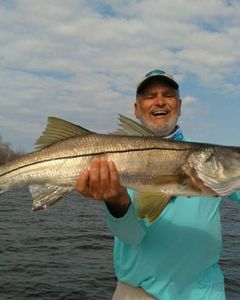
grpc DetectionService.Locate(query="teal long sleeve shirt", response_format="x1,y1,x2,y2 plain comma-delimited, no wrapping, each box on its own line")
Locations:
105,129,240,300
105,191,240,300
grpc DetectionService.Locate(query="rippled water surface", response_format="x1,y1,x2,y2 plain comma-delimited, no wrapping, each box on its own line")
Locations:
0,189,239,300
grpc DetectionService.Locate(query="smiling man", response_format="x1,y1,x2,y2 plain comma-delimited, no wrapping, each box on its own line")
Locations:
76,69,240,300
134,70,181,137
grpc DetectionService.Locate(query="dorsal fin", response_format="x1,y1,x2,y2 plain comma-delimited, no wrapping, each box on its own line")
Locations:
35,117,93,149
112,114,154,136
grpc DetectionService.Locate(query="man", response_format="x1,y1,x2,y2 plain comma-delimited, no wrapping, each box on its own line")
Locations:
76,69,240,300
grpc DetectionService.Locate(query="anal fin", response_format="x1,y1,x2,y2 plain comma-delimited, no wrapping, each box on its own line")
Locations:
134,191,171,223
29,184,72,211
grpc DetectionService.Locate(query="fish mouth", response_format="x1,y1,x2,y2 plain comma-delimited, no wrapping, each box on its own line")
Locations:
150,109,170,117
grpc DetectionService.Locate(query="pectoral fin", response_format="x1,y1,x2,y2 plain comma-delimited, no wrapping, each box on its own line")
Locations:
29,184,73,211
134,191,171,223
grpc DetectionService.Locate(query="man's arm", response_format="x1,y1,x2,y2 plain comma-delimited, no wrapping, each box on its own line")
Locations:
76,157,146,245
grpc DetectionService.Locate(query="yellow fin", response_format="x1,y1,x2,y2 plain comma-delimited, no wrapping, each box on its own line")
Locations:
145,175,184,185
134,191,171,223
35,117,94,149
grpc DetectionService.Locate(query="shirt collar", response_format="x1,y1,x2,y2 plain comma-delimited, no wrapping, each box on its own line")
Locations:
163,126,184,141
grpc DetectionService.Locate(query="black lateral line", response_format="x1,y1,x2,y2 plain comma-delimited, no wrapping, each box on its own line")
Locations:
0,146,192,177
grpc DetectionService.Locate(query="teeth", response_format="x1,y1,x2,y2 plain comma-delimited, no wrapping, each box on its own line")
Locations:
152,111,167,116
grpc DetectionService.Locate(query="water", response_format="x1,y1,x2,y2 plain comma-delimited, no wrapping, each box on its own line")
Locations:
0,189,239,300
220,198,240,299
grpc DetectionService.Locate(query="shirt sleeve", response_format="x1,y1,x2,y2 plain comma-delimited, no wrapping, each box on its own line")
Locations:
104,189,147,246
227,190,240,202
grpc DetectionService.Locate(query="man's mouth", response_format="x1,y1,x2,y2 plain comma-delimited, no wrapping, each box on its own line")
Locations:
151,110,170,117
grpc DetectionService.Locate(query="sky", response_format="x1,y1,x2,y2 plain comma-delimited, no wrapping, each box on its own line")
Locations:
0,0,239,151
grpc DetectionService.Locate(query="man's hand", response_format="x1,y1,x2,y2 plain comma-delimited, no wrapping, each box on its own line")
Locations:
76,157,131,217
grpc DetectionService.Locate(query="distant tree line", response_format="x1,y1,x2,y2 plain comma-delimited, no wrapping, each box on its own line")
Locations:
0,135,24,164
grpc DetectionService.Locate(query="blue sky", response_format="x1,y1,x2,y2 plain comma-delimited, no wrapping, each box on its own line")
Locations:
0,0,239,151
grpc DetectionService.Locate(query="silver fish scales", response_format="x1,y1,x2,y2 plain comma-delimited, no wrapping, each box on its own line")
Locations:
0,115,240,222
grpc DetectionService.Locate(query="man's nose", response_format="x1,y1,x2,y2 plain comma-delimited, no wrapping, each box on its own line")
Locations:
154,93,165,105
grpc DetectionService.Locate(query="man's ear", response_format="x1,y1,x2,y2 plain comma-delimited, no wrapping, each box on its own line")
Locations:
134,101,139,119
178,99,182,117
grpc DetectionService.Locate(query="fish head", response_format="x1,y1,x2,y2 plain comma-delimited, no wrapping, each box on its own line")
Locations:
188,146,240,196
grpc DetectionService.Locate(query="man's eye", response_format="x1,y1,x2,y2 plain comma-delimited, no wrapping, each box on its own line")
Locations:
145,94,154,99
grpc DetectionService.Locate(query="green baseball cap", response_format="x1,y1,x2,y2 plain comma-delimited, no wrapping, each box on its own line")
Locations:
136,69,179,95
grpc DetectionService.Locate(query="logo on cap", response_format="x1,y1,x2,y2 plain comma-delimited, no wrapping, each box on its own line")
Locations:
145,70,166,77
145,70,174,80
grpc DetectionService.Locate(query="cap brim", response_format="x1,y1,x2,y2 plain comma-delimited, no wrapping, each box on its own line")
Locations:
137,75,179,95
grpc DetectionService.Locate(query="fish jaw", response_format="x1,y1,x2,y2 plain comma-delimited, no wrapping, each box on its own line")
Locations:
219,147,240,175
216,147,240,191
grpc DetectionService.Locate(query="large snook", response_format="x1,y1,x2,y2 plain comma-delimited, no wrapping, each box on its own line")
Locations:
0,116,240,222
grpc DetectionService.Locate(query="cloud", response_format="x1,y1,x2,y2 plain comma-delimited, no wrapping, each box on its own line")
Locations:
0,0,239,149
1,1,239,84
180,95,206,122
182,96,198,105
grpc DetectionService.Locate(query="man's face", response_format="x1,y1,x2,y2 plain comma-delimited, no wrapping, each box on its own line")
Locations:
134,80,181,137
